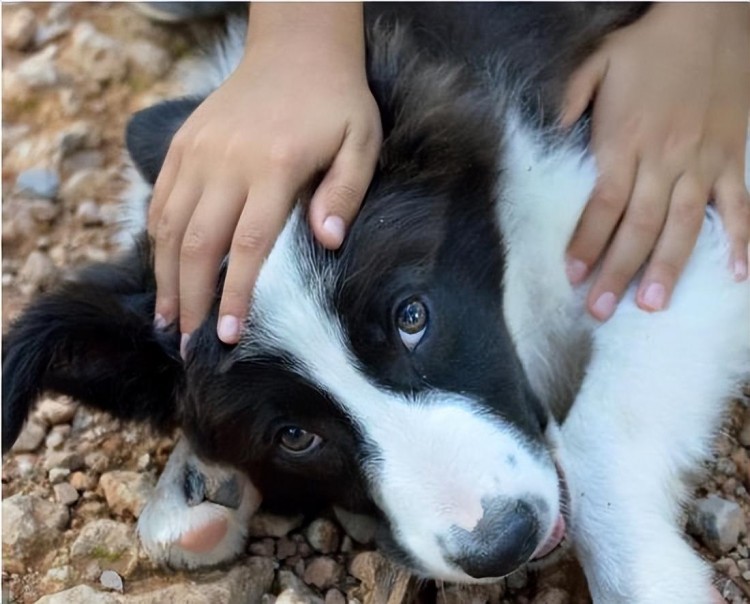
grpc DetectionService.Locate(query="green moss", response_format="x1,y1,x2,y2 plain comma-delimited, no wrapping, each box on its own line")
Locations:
89,546,123,563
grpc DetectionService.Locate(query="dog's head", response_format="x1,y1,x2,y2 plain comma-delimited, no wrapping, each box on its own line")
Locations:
3,30,565,582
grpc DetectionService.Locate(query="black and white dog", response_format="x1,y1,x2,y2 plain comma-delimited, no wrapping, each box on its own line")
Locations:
3,5,749,602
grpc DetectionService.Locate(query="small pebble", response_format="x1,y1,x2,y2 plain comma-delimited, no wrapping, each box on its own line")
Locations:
48,467,71,484
53,482,79,506
15,168,60,199
100,569,123,592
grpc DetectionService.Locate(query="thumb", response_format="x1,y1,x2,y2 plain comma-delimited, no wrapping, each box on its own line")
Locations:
309,126,381,250
560,52,609,128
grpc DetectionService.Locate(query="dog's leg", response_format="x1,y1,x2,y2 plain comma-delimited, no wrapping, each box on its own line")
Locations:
557,217,749,604
137,437,261,569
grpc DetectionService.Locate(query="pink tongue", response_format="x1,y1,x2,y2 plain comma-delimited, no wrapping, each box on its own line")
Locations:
532,514,566,560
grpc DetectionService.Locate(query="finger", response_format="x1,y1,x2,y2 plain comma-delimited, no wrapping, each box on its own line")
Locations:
308,121,382,249
636,174,708,311
148,146,183,236
152,178,203,326
559,53,608,128
566,150,637,284
713,170,750,282
587,165,673,321
178,185,248,337
217,185,296,345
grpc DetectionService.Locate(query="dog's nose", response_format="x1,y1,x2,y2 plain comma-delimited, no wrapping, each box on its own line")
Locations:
445,499,539,579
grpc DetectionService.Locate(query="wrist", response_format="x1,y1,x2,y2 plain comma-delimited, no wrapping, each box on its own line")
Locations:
245,3,365,73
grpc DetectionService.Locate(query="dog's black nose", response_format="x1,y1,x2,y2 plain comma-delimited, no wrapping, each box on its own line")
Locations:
446,499,539,579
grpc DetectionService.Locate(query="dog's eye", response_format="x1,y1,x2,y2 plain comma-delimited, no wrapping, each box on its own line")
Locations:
396,298,428,350
278,426,322,454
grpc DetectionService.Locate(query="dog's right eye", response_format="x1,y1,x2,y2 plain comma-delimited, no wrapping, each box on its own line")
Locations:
278,426,322,455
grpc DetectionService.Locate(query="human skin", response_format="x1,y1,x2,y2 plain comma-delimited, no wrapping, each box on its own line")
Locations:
563,3,750,321
147,3,381,351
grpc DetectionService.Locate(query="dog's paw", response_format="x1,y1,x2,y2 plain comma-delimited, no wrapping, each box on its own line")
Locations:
137,438,261,569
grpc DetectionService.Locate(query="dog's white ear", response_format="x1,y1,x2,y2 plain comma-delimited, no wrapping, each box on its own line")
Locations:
2,239,182,453
125,97,204,185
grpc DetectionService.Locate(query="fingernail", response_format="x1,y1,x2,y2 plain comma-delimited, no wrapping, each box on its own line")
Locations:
641,282,666,311
592,292,617,321
322,215,346,248
217,315,240,343
733,259,748,282
154,313,168,330
180,333,190,361
565,258,588,284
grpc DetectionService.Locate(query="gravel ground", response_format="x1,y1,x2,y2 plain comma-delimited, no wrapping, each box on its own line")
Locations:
2,4,749,603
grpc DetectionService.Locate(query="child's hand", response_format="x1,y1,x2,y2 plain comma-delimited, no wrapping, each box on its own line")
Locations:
563,3,750,321
148,4,381,349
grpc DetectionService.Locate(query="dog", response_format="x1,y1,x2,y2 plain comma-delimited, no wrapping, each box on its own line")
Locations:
3,5,749,602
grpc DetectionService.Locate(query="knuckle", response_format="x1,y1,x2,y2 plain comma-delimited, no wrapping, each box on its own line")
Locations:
154,214,180,248
181,226,215,258
232,226,270,257
592,186,627,216
670,199,705,231
626,206,663,238
267,138,303,172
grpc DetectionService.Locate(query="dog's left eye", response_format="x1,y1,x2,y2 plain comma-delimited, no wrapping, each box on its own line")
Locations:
396,298,428,350
278,426,322,454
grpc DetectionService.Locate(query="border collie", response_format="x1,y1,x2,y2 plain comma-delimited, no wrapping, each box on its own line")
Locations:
3,5,749,602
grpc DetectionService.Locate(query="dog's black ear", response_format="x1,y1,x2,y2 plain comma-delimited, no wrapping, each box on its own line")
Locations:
125,97,204,184
2,239,183,453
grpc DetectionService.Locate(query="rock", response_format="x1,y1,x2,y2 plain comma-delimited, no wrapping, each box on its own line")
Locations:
10,419,48,452
58,120,100,156
29,198,61,223
531,588,570,604
36,396,78,426
348,551,412,604
59,88,83,116
16,44,59,88
304,556,344,590
71,519,139,578
44,449,85,471
77,200,103,226
305,518,340,554
42,565,75,591
2,494,69,559
739,409,750,448
69,22,128,84
84,451,109,473
333,507,377,545
136,453,151,471
687,495,746,555
3,7,37,50
3,70,32,105
715,557,741,579
46,425,71,450
54,482,80,506
59,168,109,203
436,584,506,604
126,40,172,80
276,536,297,559
99,471,154,518
325,589,346,604
49,467,71,484
15,167,60,199
119,557,274,603
277,569,324,604
248,511,304,538
100,570,123,593
18,250,58,293
35,585,118,604
70,471,98,492
276,590,311,604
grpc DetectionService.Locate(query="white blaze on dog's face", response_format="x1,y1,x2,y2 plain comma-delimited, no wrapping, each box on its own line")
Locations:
182,201,564,581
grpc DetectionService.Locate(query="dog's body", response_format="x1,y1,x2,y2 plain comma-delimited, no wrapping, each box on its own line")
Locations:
3,5,749,602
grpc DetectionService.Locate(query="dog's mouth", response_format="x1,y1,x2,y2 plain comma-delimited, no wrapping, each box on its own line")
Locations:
530,461,569,561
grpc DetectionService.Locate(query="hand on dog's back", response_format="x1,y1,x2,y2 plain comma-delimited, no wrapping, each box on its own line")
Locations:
147,4,381,353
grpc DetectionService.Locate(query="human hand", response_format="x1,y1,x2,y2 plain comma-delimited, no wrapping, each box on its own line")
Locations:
562,3,750,321
148,4,382,351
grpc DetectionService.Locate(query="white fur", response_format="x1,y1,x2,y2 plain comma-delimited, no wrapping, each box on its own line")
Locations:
499,120,750,603
137,437,261,569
